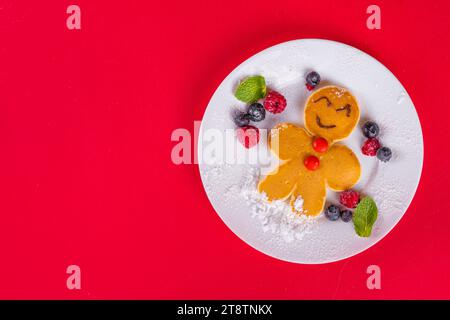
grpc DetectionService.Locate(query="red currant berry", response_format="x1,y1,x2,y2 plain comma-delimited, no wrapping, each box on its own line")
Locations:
304,155,320,171
312,137,328,153
306,83,315,91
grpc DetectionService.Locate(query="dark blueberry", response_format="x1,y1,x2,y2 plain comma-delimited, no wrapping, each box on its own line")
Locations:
233,112,250,127
306,71,321,87
324,205,340,221
377,146,392,162
247,103,266,122
362,121,380,138
340,210,353,222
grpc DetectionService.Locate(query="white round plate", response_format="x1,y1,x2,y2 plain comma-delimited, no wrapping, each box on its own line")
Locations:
198,39,423,264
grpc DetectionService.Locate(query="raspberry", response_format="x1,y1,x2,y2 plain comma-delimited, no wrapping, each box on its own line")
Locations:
236,125,260,149
264,91,287,114
361,138,381,156
339,190,360,209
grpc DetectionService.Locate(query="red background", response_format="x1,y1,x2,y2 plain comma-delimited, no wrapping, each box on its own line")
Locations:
0,0,449,299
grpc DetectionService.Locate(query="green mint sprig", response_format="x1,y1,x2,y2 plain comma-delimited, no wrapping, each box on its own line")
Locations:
353,196,378,237
234,75,266,103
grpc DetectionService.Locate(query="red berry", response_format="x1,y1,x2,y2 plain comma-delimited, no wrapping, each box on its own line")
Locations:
361,138,381,156
312,137,329,153
304,155,320,171
306,83,315,91
339,190,360,209
236,125,260,149
264,91,287,114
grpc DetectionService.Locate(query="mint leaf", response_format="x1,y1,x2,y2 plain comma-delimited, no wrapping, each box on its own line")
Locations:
234,76,266,103
353,196,378,237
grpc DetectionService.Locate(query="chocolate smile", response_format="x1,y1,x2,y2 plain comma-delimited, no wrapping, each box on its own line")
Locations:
316,115,336,129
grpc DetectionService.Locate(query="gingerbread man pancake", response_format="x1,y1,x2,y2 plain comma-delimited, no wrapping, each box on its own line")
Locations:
258,86,361,216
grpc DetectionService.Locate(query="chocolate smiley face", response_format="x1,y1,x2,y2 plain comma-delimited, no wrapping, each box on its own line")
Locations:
304,86,360,142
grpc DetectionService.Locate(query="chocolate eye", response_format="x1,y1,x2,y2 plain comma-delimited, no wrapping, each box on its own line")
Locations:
313,96,332,107
336,104,351,117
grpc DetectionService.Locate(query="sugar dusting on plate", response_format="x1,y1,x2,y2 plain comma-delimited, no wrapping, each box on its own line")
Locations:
226,166,317,243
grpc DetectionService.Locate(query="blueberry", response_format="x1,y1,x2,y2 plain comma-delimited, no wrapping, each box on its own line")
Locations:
233,112,250,127
306,71,321,87
377,146,392,162
247,103,266,122
324,205,340,221
362,121,380,138
341,210,353,222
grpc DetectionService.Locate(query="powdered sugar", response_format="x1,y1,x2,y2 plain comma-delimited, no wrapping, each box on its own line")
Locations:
293,196,305,214
230,166,317,243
